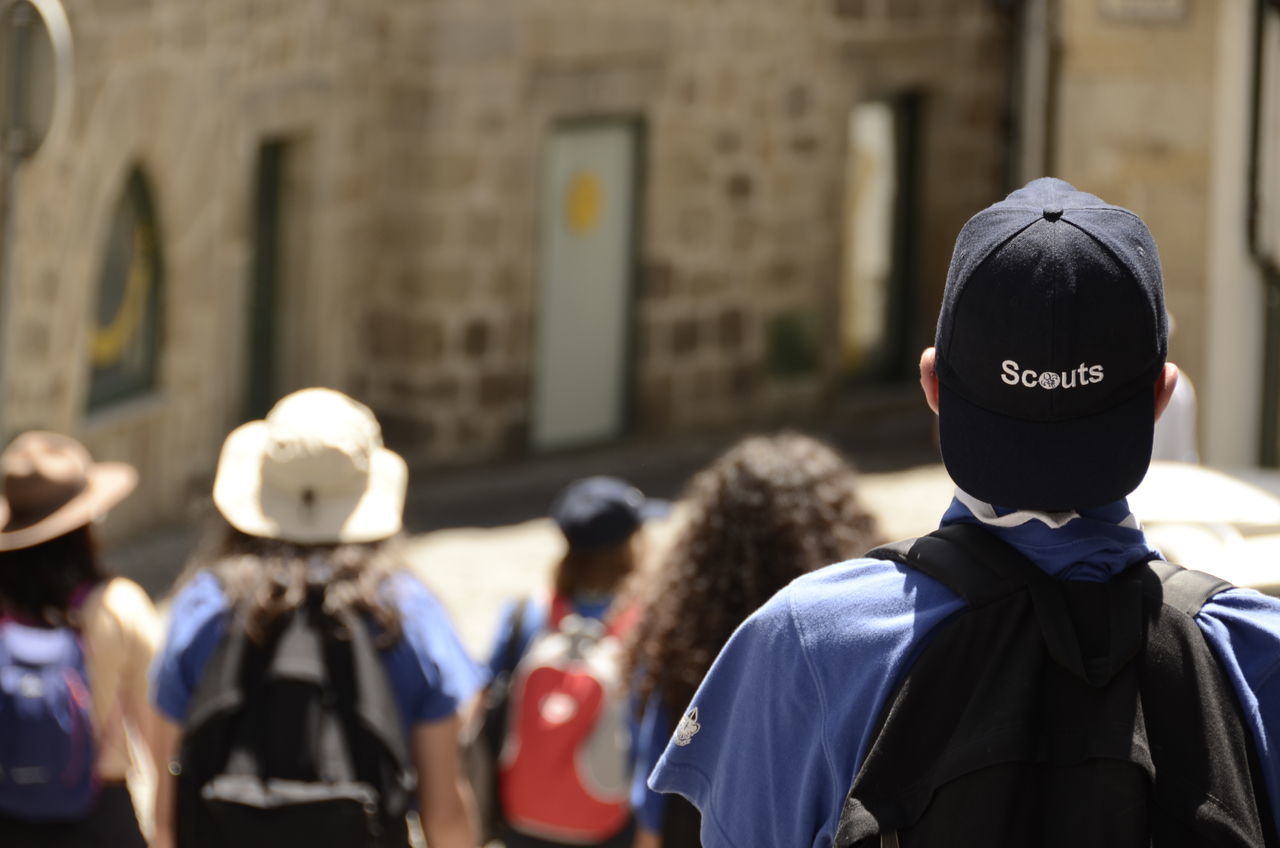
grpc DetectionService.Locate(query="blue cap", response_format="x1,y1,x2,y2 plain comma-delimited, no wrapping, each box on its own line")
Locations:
550,476,669,550
935,178,1167,511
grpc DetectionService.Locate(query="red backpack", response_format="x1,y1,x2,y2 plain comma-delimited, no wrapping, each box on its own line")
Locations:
498,595,637,843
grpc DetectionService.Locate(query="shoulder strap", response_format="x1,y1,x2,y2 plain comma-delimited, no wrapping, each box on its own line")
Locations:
1141,561,1234,617
318,595,412,773
499,599,528,676
549,593,574,630
183,602,256,731
867,523,1026,608
871,522,1144,686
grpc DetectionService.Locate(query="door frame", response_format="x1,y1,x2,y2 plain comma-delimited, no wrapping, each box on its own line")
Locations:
529,114,647,452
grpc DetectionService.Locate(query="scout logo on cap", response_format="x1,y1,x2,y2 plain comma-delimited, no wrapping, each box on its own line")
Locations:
933,178,1167,511
1000,360,1106,391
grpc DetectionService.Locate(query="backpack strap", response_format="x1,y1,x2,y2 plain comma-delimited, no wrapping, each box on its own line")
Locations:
500,599,528,675
321,598,414,779
547,593,631,637
1141,560,1234,617
871,522,1143,687
549,593,573,630
867,525,1022,608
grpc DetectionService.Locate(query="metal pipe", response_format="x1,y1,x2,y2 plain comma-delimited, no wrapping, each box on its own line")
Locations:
0,0,33,437
1252,0,1280,465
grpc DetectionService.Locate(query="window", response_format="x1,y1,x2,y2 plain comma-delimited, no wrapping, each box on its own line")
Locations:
87,168,162,410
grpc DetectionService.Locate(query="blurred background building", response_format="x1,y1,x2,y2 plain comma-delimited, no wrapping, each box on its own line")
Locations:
0,0,1276,539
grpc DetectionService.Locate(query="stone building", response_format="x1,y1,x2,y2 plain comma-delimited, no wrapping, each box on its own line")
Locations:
0,0,1012,537
1015,0,1279,467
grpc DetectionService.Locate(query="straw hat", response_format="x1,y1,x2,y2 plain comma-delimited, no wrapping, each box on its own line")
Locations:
212,388,407,545
0,432,138,552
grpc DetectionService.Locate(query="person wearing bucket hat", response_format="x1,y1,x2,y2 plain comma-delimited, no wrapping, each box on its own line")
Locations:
0,432,161,848
647,179,1280,846
148,389,483,848
473,475,667,848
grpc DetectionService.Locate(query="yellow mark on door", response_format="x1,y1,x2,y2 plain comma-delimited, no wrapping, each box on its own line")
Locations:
565,171,603,235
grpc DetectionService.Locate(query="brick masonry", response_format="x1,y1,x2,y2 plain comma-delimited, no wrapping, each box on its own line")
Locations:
1,0,1010,538
1050,0,1217,401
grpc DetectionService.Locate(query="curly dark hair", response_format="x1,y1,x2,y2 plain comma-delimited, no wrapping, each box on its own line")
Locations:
624,432,882,715
176,516,405,647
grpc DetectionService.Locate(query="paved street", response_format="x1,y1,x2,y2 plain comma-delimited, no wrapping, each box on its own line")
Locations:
400,462,955,657
106,398,947,655
106,453,955,658
105,446,1280,660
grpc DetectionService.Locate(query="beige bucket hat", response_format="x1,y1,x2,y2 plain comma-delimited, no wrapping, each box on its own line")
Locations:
212,388,407,544
0,432,138,552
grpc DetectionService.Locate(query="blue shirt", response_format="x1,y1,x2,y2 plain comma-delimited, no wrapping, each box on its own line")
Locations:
152,570,486,726
649,495,1280,847
631,695,673,831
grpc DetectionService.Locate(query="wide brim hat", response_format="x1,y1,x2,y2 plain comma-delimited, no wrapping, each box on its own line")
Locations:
0,432,138,552
934,178,1167,511
212,388,407,545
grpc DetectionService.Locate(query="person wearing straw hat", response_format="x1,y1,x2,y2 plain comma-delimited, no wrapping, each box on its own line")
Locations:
0,431,161,848
149,388,483,848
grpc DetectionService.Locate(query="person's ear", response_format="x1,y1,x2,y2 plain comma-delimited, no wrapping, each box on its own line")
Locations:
919,347,940,415
1154,363,1179,421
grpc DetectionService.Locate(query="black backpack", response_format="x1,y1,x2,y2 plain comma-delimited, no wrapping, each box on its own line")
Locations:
837,522,1278,848
175,588,415,848
461,598,527,844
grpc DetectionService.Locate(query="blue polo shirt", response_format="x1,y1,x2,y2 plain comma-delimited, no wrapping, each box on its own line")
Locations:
632,695,674,831
152,570,486,726
648,494,1280,847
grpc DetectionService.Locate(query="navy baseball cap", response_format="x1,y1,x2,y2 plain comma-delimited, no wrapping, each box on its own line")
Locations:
550,476,670,550
935,178,1167,511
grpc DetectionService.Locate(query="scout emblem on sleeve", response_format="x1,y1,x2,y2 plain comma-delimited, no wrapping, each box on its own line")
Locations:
674,708,701,746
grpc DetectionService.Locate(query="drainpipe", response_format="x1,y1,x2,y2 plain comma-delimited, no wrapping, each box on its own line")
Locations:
0,0,35,438
1012,0,1058,184
1252,0,1280,465
0,0,72,439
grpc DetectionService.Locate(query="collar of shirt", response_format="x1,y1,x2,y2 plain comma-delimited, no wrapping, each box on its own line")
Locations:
940,488,1161,581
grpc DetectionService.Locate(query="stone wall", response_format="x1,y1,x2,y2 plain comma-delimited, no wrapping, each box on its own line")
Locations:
1,0,1010,537
1050,0,1218,400
3,0,386,535
357,0,1011,465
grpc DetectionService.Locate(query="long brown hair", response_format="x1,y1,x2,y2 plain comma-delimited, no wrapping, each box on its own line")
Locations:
0,526,106,625
178,517,404,646
553,536,640,599
624,432,882,714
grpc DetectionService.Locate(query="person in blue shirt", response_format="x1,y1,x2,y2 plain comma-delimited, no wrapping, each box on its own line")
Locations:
623,433,883,848
648,178,1280,846
486,475,666,848
485,477,663,687
149,388,484,848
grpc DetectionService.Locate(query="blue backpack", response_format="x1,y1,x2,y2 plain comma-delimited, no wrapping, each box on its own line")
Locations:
0,615,98,821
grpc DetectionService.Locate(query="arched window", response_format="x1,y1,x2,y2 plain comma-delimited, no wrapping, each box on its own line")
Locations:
87,168,162,410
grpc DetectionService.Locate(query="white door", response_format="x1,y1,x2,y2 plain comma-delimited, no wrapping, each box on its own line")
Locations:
531,122,639,450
